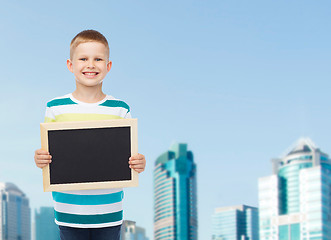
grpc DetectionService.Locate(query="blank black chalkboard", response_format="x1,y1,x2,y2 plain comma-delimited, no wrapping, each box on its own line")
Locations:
48,127,131,184
40,119,138,192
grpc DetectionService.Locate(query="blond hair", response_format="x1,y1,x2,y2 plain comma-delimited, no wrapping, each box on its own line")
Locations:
70,30,109,59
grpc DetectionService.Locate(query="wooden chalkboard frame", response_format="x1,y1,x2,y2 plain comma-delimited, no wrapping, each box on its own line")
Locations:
40,119,138,192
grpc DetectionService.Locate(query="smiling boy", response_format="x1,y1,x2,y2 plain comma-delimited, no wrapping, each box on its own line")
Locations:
34,30,146,240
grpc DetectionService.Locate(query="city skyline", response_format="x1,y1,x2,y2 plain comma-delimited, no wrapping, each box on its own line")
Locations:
1,1,331,239
1,137,330,239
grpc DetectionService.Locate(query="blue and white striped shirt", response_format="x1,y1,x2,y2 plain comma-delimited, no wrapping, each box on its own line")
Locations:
45,93,131,228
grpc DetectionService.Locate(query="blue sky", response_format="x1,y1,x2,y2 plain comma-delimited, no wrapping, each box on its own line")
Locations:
0,1,331,239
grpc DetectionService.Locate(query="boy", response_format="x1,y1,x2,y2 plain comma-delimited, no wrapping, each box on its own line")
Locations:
34,30,146,240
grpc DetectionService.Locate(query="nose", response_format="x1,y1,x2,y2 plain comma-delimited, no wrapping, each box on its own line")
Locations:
87,60,95,69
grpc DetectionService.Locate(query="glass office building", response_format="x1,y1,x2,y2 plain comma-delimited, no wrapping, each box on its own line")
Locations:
211,205,259,240
120,220,149,240
35,207,60,240
0,182,31,240
258,138,331,240
154,143,198,240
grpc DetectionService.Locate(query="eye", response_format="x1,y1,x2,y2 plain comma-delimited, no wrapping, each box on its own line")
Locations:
95,58,103,61
79,58,87,61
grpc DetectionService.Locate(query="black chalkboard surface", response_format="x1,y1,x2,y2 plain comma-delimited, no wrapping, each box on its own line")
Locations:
40,119,138,192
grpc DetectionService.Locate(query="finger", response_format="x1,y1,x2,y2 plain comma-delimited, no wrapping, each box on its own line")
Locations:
37,152,52,157
36,149,50,155
130,160,146,165
35,158,51,164
129,164,145,170
129,160,145,165
130,163,145,167
130,164,145,169
36,155,52,160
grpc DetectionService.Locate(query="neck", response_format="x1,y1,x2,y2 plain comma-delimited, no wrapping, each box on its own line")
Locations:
72,83,106,103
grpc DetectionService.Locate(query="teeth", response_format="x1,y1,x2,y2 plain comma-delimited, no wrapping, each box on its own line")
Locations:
84,72,97,75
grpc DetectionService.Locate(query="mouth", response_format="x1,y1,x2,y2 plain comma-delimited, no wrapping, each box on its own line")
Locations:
83,72,99,76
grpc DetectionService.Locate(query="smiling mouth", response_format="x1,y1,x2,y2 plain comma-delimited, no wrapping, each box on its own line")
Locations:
83,72,99,76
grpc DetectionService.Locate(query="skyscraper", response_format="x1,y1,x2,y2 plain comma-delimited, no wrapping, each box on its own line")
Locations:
154,143,198,240
120,220,149,240
258,138,331,239
0,182,31,240
211,205,259,240
35,207,60,240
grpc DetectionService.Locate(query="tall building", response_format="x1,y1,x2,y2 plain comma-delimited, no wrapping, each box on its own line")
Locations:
0,182,31,240
211,205,259,240
258,138,331,240
35,207,60,240
120,220,149,240
154,143,198,240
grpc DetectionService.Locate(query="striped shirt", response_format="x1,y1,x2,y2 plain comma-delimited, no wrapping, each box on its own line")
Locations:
45,93,131,228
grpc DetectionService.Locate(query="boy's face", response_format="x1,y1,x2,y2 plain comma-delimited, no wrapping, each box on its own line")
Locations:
67,42,112,88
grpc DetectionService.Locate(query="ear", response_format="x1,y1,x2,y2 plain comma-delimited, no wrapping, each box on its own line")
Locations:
107,61,112,72
66,59,73,73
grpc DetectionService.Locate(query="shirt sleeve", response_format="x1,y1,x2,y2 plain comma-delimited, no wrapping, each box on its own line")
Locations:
124,111,132,119
44,107,56,123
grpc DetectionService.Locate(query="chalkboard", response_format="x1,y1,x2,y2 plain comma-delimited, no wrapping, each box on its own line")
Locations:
40,119,138,192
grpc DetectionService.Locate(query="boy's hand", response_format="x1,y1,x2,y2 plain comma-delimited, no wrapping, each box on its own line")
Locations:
129,153,146,173
34,149,52,169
